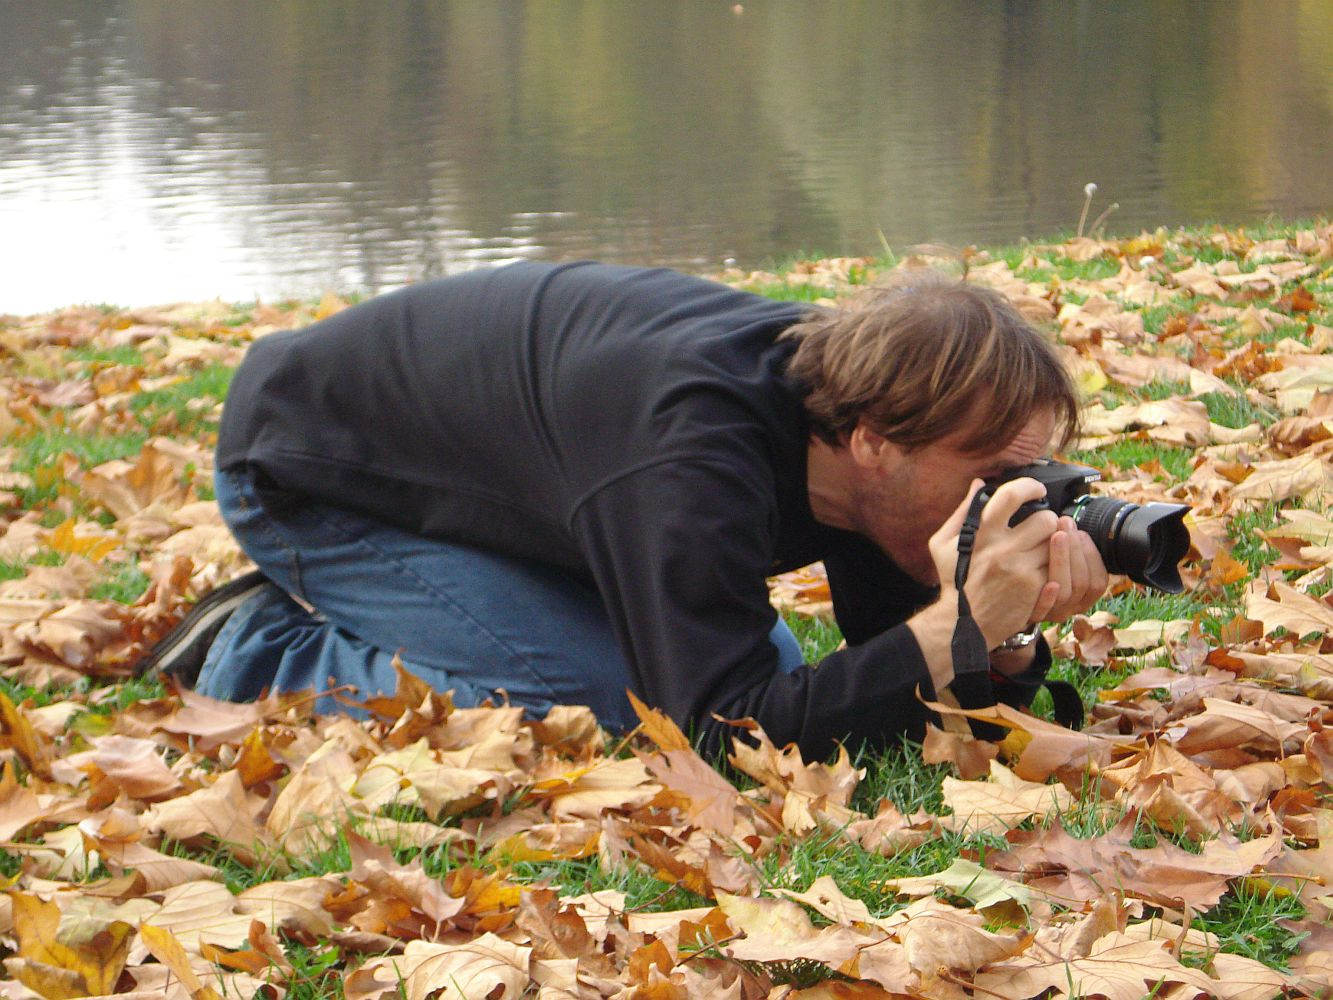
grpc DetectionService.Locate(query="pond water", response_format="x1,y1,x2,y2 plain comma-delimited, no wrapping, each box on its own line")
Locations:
2,0,1331,314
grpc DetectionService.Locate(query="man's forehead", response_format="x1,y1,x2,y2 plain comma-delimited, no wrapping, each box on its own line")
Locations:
950,408,1057,464
999,412,1057,461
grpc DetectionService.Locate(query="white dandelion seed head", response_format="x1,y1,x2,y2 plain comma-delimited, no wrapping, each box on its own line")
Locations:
1084,182,1098,197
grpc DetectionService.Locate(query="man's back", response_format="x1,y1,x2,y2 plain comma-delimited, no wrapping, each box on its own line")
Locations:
217,261,809,572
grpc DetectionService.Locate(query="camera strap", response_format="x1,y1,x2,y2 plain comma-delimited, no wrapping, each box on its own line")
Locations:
949,491,1006,741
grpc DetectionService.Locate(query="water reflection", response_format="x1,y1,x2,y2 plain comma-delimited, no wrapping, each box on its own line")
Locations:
1,0,1330,313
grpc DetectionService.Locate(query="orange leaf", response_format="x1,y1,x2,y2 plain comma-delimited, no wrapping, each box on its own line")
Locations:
628,689,691,751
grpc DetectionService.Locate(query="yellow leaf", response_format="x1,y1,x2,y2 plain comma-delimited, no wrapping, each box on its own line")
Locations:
44,519,119,563
1071,355,1108,396
140,923,224,1000
0,690,51,780
628,689,692,751
314,291,350,320
9,892,134,998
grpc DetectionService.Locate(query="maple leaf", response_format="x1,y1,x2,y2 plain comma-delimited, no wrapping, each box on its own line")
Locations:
12,600,127,673
69,732,183,801
139,923,225,1000
343,933,531,1000
920,694,1129,783
515,888,598,962
265,744,363,854
0,691,52,780
717,891,915,991
639,746,747,835
142,768,270,863
530,757,659,820
726,718,862,805
152,686,274,752
884,858,1032,916
353,738,506,819
6,892,135,999
78,808,220,891
974,932,1220,1000
1171,696,1308,756
772,875,874,926
628,689,692,751
148,880,260,953
235,875,341,938
891,899,1026,978
1096,739,1239,837
987,814,1280,911
939,760,1075,836
1244,580,1333,638
344,831,467,938
921,722,998,779
839,799,940,856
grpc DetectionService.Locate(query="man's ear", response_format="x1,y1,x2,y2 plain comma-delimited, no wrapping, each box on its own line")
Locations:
848,423,893,470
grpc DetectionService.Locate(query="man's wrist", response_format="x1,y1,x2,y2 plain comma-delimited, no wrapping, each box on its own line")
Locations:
989,638,1040,677
994,622,1041,652
905,598,962,693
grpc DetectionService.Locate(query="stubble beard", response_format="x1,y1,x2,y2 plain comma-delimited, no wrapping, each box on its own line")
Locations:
854,469,941,586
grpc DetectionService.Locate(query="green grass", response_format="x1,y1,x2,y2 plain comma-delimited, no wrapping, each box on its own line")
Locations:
783,612,844,662
1068,440,1197,481
1199,389,1277,428
282,943,345,1000
88,563,152,603
11,427,148,473
127,361,233,434
741,281,843,305
1188,882,1306,971
65,344,146,367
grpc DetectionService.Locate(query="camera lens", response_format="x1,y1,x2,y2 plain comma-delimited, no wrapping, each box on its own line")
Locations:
1067,497,1190,593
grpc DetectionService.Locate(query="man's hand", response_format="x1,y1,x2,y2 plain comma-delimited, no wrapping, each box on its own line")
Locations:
989,518,1108,678
1036,515,1109,622
928,477,1064,649
908,477,1110,693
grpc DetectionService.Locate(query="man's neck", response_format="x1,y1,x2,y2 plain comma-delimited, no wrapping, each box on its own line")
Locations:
805,437,860,532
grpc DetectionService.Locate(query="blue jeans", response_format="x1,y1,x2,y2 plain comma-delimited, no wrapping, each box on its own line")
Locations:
197,466,805,731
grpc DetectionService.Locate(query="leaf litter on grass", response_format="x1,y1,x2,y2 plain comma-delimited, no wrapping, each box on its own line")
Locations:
0,223,1332,997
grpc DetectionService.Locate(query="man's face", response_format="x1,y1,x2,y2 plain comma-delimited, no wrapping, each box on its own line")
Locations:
851,408,1057,584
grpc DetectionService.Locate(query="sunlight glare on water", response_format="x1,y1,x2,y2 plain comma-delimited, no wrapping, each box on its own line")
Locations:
1,1,1330,313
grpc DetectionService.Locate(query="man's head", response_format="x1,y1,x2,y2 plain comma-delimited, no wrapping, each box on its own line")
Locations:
788,271,1082,582
782,270,1078,455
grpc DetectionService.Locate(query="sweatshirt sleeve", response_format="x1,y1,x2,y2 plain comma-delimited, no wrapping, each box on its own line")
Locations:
569,453,942,759
823,529,1052,716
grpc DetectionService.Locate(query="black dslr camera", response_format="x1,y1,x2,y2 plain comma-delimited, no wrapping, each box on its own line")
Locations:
981,460,1191,593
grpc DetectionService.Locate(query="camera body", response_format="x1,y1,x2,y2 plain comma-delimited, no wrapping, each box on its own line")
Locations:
983,459,1190,593
998,460,1102,525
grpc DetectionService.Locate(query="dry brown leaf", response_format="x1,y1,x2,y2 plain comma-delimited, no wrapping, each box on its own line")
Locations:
974,933,1221,1000
939,761,1074,836
343,933,531,1000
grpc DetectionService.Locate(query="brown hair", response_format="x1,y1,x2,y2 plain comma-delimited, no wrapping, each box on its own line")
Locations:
782,270,1079,453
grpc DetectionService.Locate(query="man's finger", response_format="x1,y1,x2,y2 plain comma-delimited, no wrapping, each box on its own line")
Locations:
980,478,1059,545
1030,580,1061,623
1048,524,1072,602
1078,530,1109,597
935,478,985,546
980,477,1045,524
